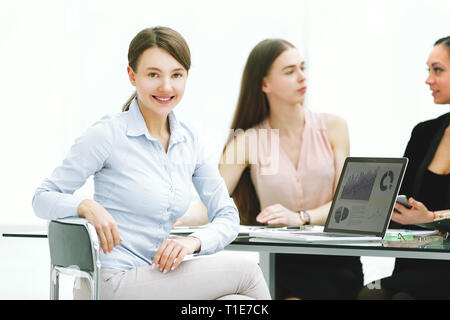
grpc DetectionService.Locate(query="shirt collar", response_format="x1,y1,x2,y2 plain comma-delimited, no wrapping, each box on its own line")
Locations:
126,98,186,144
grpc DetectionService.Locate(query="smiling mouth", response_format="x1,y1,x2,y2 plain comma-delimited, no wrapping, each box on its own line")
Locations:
152,95,175,104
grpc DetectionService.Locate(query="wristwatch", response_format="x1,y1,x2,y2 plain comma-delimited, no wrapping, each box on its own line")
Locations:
299,210,311,225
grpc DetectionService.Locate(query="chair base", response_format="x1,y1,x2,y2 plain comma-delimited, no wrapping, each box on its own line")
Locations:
50,264,100,300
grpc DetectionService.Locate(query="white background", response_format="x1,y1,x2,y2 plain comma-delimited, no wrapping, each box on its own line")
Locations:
0,0,449,298
1,0,449,226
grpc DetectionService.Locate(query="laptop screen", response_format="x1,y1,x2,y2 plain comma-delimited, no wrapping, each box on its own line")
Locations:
324,157,408,237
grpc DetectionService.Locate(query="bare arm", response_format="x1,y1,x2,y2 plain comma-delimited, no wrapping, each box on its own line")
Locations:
307,114,349,225
173,200,209,226
219,131,250,194
392,197,450,225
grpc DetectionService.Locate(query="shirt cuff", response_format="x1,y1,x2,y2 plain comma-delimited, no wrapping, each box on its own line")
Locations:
189,228,218,255
50,193,86,219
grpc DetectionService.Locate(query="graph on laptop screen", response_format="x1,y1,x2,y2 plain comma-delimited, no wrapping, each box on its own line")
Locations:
326,160,405,234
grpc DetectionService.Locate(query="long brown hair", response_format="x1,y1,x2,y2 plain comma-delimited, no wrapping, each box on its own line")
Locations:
122,26,191,111
227,39,295,225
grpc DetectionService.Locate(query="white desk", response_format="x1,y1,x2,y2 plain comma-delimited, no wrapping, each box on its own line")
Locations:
226,235,450,298
4,227,449,299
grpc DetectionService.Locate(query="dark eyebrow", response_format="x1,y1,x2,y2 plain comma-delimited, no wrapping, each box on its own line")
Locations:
282,62,305,70
146,67,185,72
427,61,443,66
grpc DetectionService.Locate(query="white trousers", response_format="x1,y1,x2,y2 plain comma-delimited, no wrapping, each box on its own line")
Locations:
73,253,271,300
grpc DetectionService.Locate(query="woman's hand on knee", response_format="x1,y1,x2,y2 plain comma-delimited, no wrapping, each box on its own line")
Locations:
152,236,201,273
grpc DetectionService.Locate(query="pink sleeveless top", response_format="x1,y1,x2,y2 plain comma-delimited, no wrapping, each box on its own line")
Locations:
249,108,335,212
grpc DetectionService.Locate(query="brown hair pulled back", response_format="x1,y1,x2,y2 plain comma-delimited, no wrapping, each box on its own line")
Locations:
122,26,191,111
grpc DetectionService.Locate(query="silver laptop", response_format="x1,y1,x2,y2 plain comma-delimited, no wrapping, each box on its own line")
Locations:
249,157,408,243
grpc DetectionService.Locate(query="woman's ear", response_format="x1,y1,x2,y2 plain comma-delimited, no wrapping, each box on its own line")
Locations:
261,77,270,94
127,66,136,86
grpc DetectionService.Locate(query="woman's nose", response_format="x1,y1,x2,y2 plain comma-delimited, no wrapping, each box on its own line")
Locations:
425,73,434,85
297,69,306,82
159,77,172,91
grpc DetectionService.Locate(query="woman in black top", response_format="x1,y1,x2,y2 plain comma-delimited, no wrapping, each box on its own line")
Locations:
360,36,450,299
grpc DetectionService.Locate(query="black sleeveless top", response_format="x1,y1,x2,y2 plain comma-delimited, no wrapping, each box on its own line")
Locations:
418,169,450,212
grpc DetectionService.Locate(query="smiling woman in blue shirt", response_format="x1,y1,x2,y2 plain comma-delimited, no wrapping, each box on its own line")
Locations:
32,26,271,300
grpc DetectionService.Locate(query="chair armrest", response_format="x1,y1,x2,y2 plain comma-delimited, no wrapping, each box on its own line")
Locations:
51,217,89,225
48,218,100,272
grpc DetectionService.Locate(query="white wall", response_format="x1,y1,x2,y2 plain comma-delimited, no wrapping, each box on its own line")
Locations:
0,0,449,299
305,0,450,157
1,0,449,226
0,0,310,226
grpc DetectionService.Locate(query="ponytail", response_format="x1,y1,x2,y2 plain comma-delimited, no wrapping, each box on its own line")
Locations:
122,91,137,112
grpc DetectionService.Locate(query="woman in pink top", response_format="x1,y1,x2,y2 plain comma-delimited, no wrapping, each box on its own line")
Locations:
220,39,363,299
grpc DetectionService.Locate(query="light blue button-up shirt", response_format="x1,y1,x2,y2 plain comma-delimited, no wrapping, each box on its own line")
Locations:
32,99,239,270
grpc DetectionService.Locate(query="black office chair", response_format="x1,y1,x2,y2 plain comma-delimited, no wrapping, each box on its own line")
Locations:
48,218,101,300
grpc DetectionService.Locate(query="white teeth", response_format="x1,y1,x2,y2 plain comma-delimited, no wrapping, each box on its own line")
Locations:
154,96,172,101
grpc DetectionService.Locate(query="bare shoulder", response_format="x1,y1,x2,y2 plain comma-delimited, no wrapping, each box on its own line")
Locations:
324,113,348,132
324,113,349,150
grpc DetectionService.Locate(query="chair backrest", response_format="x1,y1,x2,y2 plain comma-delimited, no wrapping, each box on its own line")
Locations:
48,220,95,272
